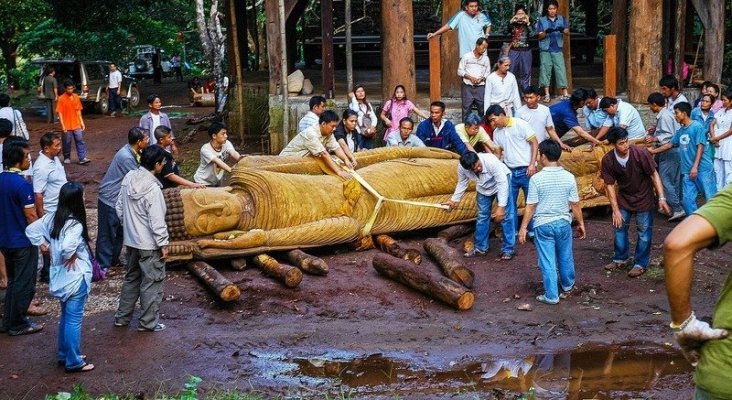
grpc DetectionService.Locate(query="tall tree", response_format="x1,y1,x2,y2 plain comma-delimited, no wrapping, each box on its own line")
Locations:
196,0,227,110
628,0,662,102
0,0,50,77
689,0,724,83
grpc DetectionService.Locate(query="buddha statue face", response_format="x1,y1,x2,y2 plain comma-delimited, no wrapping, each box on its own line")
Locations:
180,187,251,236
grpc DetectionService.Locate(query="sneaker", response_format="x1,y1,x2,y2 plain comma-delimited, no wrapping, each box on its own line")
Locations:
109,111,117,118
559,286,574,299
627,265,646,278
536,295,559,305
63,159,71,164
113,320,127,327
604,260,627,271
137,323,166,332
464,249,487,258
668,211,686,222
79,158,91,165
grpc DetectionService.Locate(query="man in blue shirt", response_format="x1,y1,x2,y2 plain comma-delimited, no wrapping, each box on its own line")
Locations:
650,102,717,215
0,140,42,336
549,88,603,147
415,101,468,155
427,0,492,58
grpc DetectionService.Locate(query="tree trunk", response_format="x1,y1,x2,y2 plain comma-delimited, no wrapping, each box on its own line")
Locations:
248,0,260,70
439,0,460,97
372,253,474,310
690,0,724,83
264,0,282,93
423,238,474,288
558,0,572,90
375,235,422,264
227,0,247,141
610,0,628,92
436,224,474,241
381,0,416,101
253,254,303,288
186,261,241,302
286,249,329,275
627,0,662,103
322,0,335,98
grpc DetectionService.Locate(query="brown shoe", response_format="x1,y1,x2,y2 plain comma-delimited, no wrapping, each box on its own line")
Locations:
627,266,646,277
604,261,625,271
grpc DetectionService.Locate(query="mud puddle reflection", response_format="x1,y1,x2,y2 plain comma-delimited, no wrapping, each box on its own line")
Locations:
249,342,692,398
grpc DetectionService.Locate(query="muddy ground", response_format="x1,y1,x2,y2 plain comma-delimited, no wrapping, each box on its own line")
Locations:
0,78,728,399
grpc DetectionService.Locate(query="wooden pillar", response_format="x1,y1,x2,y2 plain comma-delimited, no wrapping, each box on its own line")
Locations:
558,0,572,90
439,0,460,98
321,0,335,98
604,35,616,97
381,0,416,101
265,0,282,95
610,0,628,93
429,37,441,102
627,0,662,103
673,0,687,80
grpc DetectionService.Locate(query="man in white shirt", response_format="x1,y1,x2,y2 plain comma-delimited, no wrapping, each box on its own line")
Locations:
108,63,123,117
581,88,608,132
660,75,689,132
445,151,511,258
515,85,567,150
483,56,522,117
458,37,491,120
298,96,326,133
596,97,646,141
385,118,425,148
281,110,353,180
193,122,243,187
486,104,538,253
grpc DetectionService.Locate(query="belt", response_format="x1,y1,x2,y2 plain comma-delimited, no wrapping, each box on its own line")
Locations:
509,166,529,170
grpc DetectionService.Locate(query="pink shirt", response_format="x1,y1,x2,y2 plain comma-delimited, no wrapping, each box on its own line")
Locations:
383,99,415,140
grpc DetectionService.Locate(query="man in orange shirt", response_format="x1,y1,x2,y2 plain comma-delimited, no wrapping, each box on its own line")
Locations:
56,80,90,165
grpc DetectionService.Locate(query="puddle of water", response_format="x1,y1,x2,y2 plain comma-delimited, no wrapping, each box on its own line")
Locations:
249,343,692,398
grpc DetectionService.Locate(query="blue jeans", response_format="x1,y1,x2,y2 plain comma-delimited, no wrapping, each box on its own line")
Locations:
475,174,515,254
613,208,653,268
62,128,88,161
108,87,121,113
681,170,718,215
509,167,533,236
95,200,124,270
58,280,88,370
534,220,575,301
657,149,682,213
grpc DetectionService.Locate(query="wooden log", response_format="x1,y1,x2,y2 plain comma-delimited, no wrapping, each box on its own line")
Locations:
253,254,303,288
423,238,475,288
437,224,474,242
230,257,248,271
429,36,441,103
603,35,617,98
375,234,421,265
287,249,329,275
372,253,474,311
627,0,662,103
186,261,241,302
439,0,461,97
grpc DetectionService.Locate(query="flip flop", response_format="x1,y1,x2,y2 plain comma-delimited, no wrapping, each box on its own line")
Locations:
543,95,551,103
8,322,43,336
499,252,514,261
65,362,95,373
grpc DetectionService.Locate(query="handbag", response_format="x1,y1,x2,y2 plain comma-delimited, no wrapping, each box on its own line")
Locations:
360,114,375,138
12,109,29,140
86,242,106,282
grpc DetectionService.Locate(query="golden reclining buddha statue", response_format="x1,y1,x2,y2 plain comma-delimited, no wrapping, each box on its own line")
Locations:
164,145,614,262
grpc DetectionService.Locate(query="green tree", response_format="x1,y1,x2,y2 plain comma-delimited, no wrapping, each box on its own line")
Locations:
0,0,51,79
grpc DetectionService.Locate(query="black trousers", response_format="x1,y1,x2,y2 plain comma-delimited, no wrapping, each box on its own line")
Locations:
1,246,38,332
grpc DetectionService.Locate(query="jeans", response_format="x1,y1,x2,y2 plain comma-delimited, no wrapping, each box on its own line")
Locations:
509,49,532,92
461,83,485,121
108,87,121,113
62,128,88,161
58,280,88,369
613,208,653,268
1,246,38,332
681,170,718,215
95,200,124,270
510,167,533,236
475,173,515,254
115,247,166,329
657,149,682,213
534,220,575,301
358,135,374,150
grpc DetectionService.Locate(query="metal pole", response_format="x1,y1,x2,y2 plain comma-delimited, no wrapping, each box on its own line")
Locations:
345,0,353,92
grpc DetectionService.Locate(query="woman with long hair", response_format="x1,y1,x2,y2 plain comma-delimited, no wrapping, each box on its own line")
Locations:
25,182,94,373
348,84,378,150
380,85,428,142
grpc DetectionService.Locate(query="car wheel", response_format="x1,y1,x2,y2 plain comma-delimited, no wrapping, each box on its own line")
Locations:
129,86,141,108
95,92,109,114
135,59,148,72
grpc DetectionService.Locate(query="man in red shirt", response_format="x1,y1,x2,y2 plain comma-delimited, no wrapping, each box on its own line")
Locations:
56,80,90,165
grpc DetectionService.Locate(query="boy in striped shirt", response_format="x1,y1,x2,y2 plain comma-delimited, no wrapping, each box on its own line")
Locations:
518,140,586,304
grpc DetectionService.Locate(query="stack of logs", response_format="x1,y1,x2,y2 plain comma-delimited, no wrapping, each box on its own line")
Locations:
186,249,329,302
371,224,476,311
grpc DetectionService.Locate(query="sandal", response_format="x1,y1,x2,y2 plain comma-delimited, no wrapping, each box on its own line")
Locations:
627,266,646,278
542,94,551,103
8,322,43,336
65,362,95,373
499,252,514,261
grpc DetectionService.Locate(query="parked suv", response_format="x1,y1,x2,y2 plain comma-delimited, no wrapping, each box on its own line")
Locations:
127,45,171,79
33,58,141,114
